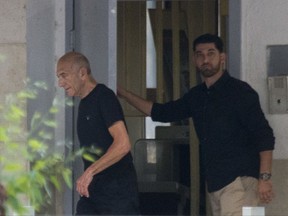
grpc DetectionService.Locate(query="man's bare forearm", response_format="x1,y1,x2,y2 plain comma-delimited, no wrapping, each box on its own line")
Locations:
259,150,273,174
117,86,153,116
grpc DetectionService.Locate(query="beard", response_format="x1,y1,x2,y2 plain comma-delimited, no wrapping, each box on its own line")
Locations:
196,62,221,78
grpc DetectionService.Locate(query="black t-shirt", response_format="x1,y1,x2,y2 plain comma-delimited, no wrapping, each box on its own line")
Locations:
77,84,133,174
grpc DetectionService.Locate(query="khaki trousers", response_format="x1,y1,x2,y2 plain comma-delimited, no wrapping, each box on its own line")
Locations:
208,176,259,216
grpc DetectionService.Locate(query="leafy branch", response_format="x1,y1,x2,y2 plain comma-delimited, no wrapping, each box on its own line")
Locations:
0,81,75,215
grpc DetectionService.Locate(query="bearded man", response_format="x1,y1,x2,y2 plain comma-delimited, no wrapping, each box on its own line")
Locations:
117,33,275,216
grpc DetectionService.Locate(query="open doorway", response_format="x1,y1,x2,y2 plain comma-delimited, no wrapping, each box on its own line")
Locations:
117,1,228,215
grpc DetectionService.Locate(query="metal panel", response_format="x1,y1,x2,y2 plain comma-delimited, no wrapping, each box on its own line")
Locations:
134,139,190,187
134,138,190,215
268,76,288,114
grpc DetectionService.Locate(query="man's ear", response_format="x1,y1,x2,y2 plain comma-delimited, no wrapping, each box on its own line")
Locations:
220,53,227,70
220,53,226,63
79,67,87,79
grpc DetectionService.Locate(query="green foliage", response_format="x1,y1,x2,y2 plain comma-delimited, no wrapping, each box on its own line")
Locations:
0,81,77,215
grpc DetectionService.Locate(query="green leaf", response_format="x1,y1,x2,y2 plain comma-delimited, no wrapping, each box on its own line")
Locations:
34,81,48,90
49,106,59,114
32,160,46,171
88,146,103,156
38,130,53,140
0,127,8,142
62,169,72,188
43,119,57,128
32,172,46,186
28,139,47,152
30,187,44,211
3,163,24,172
82,153,97,162
30,112,41,128
65,98,74,106
17,89,37,99
50,176,61,190
9,105,25,119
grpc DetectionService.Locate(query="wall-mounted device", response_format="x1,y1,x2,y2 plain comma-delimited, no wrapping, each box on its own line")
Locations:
268,76,288,114
267,45,288,114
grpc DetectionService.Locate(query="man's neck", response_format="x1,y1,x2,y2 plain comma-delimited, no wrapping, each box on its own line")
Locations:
80,79,97,99
204,70,224,88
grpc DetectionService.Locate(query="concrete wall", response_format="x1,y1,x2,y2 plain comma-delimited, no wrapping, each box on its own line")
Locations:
0,0,28,209
229,0,288,215
0,0,67,213
0,0,26,100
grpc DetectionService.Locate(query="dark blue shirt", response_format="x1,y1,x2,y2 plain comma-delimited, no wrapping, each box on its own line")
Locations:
151,72,275,192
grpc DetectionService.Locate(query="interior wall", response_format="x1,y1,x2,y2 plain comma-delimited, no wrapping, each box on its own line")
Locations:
74,0,117,90
227,0,241,79
232,0,288,160
229,0,288,214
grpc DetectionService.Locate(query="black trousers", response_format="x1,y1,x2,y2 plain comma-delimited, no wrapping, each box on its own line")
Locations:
76,165,140,215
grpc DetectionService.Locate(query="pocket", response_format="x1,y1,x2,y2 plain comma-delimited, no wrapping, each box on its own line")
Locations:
239,176,258,192
225,177,245,193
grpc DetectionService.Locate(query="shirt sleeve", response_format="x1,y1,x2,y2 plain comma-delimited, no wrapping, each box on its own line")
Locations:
151,92,192,123
235,84,275,152
99,87,125,128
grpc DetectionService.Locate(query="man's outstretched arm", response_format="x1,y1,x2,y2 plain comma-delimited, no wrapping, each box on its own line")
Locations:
117,86,153,116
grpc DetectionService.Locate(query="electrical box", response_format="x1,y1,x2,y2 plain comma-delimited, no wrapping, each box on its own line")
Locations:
268,76,288,114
